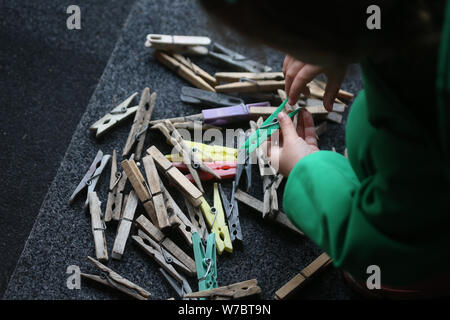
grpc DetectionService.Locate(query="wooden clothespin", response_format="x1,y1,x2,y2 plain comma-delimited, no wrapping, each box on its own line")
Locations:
81,256,151,300
234,189,304,237
192,231,218,292
121,158,169,230
111,191,138,260
218,182,242,242
199,183,233,254
133,229,192,279
123,87,156,160
313,79,354,101
104,150,131,222
274,252,332,300
148,113,204,126
307,80,346,104
146,146,203,207
208,43,272,73
184,198,209,243
180,86,242,107
121,158,156,223
173,121,220,131
145,34,211,55
136,215,196,276
151,121,205,192
306,98,346,113
184,279,261,300
249,118,279,218
154,51,215,92
251,118,276,177
69,150,111,209
159,268,194,300
215,80,285,94
163,122,222,185
235,130,252,191
160,184,194,246
215,72,284,83
89,92,138,138
304,98,344,124
171,55,216,87
142,155,177,228
88,192,108,262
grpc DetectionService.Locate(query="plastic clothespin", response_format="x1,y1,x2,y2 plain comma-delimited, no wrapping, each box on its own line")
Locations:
202,101,271,126
180,86,244,108
218,183,242,242
241,99,300,153
192,231,218,294
199,183,233,254
184,140,238,161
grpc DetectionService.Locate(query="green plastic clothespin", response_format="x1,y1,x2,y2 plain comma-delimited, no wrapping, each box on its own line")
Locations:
192,231,218,295
240,98,301,154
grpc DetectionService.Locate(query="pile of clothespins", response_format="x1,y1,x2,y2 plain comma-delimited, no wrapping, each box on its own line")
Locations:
68,34,354,300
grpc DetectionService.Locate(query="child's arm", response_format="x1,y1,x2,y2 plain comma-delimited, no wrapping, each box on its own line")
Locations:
274,100,450,287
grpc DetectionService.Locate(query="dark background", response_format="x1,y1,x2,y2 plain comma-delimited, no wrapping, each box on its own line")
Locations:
0,0,362,299
0,1,135,296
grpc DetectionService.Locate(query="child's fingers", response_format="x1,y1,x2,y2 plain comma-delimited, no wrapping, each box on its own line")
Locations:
301,109,318,147
267,144,281,169
282,55,293,76
323,78,341,112
277,112,298,143
284,60,304,98
323,67,346,111
288,64,321,105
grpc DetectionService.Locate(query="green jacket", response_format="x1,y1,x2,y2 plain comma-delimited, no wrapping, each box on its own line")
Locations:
283,1,450,287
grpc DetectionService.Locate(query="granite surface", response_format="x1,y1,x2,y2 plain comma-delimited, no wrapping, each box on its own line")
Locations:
3,0,363,300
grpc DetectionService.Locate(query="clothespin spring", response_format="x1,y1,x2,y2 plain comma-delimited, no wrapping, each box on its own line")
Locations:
110,172,123,190
110,106,128,115
86,172,102,186
199,258,212,281
158,239,173,264
135,124,149,142
259,117,280,130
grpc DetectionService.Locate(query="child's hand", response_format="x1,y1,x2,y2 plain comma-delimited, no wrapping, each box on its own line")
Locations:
266,109,319,177
283,55,347,111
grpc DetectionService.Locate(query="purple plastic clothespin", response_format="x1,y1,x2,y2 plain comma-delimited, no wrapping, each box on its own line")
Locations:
202,101,270,126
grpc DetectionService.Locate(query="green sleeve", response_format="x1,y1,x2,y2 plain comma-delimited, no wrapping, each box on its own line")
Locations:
283,147,450,287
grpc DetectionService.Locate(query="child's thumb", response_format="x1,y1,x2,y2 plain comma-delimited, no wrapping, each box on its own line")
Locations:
278,112,298,142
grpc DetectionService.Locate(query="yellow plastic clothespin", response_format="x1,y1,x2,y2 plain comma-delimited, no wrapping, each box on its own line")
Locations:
184,140,238,161
165,140,238,162
199,183,233,254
